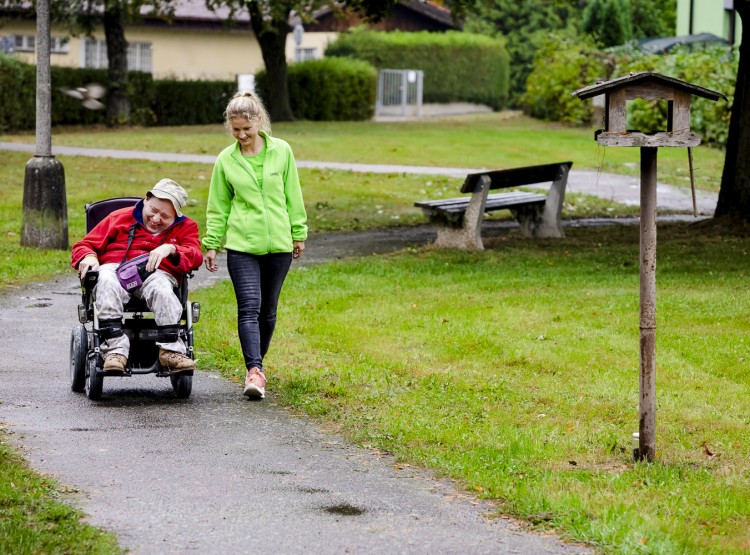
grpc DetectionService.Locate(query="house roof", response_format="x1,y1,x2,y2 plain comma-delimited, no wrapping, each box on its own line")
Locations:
141,0,250,24
571,72,726,101
309,0,458,32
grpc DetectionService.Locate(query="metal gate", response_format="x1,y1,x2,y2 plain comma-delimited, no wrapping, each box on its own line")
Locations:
376,69,424,118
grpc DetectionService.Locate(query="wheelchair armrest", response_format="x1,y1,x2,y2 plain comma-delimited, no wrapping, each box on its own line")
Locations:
81,270,99,307
81,270,99,289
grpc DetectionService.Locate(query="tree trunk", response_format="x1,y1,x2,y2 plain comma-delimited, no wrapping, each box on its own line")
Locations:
248,2,294,122
715,2,750,218
103,0,129,126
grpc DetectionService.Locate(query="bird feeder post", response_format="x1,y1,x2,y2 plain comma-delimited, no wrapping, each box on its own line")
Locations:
571,73,725,462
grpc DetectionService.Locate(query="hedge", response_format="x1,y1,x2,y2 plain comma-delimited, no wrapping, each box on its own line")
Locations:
0,56,235,130
325,29,510,110
256,57,377,121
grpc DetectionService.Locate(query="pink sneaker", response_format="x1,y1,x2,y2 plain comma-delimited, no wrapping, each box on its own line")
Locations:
243,367,266,399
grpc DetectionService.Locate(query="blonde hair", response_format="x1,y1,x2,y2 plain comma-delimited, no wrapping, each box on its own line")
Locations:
224,90,272,135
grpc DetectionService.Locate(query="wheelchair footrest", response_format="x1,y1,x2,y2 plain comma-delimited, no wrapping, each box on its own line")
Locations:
156,369,194,377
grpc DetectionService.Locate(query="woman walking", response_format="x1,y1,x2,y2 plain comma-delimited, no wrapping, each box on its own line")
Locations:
203,91,308,400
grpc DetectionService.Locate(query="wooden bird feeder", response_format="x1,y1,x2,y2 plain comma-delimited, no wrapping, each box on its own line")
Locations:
571,72,725,462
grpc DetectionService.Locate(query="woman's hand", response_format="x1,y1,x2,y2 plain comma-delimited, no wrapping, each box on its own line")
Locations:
205,249,219,272
293,241,305,259
147,244,177,273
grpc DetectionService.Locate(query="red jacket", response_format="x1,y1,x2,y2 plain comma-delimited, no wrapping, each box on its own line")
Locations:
71,201,203,280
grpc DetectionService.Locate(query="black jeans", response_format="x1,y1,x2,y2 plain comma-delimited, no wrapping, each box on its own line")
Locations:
226,250,293,370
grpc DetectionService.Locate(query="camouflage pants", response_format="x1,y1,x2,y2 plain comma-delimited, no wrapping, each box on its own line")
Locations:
95,263,185,357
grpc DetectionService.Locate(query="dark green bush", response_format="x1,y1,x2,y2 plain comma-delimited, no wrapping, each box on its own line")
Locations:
0,54,36,132
0,56,237,129
151,79,235,125
326,29,509,110
49,66,153,126
256,57,377,121
582,0,633,48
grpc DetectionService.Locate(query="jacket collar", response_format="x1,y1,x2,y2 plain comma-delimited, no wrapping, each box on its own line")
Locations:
230,130,275,162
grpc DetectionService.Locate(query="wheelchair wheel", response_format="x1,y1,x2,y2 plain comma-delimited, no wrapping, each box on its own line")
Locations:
70,325,87,392
170,374,192,399
85,356,103,400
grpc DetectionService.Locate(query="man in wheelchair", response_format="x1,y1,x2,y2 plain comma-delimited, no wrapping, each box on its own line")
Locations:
71,179,203,374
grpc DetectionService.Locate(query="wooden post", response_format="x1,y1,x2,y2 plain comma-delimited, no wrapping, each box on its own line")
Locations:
638,147,657,462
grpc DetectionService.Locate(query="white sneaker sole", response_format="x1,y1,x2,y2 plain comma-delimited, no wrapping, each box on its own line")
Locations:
243,384,265,399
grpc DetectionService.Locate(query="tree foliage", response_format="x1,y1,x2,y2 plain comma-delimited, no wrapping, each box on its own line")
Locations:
462,0,580,106
582,0,633,48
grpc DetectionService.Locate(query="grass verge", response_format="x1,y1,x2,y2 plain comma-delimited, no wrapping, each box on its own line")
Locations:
194,221,750,555
0,430,122,554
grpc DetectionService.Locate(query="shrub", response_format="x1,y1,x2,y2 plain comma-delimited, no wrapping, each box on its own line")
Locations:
523,33,610,125
151,79,236,125
0,54,35,132
256,57,377,121
49,66,154,126
326,29,509,110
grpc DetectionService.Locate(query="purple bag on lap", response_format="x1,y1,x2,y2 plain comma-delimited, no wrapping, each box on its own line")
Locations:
116,254,153,292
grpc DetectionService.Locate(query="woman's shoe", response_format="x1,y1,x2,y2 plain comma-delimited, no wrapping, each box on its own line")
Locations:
243,367,266,399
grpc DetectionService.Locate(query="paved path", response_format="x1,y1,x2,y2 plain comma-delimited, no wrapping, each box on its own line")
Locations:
0,141,718,215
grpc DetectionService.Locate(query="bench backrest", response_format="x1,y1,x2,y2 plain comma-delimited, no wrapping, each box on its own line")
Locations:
460,161,573,194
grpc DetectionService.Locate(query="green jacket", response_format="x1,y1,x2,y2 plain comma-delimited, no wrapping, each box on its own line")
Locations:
203,132,308,254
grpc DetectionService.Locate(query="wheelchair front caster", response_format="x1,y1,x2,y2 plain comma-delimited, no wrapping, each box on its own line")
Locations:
170,374,192,399
85,356,103,400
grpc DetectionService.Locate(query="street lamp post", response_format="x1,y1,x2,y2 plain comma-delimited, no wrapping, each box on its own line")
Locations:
21,0,68,250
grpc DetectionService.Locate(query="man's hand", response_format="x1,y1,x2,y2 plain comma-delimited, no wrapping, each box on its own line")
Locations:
293,241,305,259
78,255,99,279
146,244,177,273
204,249,218,273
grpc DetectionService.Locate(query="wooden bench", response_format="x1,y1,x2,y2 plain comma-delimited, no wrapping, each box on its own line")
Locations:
414,161,573,250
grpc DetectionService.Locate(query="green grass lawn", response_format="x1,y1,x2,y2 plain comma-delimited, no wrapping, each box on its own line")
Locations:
1,112,726,191
194,221,750,555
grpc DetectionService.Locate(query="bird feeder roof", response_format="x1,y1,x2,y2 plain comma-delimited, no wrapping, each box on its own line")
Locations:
571,72,726,101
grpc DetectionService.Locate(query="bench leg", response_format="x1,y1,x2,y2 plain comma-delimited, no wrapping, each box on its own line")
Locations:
514,164,569,238
514,205,564,238
433,175,490,250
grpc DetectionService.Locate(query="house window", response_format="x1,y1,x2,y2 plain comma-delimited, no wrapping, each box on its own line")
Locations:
13,34,35,52
83,39,152,73
295,47,317,62
51,36,69,54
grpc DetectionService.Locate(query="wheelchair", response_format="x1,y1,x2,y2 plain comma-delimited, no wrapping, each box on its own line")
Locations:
69,197,201,400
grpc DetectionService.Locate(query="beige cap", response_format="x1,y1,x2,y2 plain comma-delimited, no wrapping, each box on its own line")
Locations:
149,178,187,217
